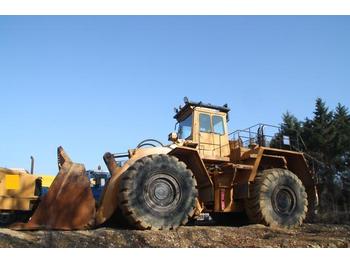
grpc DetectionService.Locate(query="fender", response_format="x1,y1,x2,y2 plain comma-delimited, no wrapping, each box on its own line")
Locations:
168,146,214,203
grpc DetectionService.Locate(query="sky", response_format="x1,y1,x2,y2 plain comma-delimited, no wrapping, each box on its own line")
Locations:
0,16,349,174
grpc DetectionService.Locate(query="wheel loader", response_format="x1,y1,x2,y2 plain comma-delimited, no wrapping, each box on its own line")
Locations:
8,98,318,231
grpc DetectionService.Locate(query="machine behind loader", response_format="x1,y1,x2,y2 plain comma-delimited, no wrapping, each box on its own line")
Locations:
0,167,41,225
9,98,318,231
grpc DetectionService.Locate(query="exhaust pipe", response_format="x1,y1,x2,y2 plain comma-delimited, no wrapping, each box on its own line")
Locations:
30,156,35,174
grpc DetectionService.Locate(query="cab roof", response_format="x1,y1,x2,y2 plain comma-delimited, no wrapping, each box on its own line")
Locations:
174,99,230,120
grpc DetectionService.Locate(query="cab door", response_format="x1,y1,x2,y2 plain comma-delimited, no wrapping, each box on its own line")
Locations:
198,112,215,157
212,114,230,157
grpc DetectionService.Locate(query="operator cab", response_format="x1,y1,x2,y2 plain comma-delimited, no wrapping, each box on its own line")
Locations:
173,98,231,160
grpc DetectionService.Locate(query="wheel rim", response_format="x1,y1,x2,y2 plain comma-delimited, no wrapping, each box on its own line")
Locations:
272,186,297,216
144,173,181,212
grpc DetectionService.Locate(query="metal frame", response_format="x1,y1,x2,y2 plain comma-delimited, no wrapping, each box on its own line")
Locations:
230,123,305,151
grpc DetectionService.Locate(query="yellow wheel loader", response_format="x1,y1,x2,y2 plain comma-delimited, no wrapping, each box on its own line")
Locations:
0,156,58,226
0,167,41,225
8,98,318,230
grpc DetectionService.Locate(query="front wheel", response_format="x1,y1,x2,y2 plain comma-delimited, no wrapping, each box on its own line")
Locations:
118,154,198,230
245,168,308,228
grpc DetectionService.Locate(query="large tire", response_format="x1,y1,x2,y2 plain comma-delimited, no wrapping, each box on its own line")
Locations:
245,168,308,228
118,154,198,230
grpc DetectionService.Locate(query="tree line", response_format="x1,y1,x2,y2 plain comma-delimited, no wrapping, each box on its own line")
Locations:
275,98,350,222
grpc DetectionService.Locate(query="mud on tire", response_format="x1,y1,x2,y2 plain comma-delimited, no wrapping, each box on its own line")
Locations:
245,168,308,228
118,154,198,230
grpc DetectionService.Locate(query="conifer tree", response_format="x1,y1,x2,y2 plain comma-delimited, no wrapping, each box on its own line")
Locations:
332,104,350,199
273,98,350,220
303,98,334,161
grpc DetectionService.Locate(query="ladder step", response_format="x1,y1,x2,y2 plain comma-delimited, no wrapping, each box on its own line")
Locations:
235,164,254,170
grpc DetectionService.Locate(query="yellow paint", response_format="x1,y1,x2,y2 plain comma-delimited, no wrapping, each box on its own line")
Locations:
5,175,20,190
34,175,55,188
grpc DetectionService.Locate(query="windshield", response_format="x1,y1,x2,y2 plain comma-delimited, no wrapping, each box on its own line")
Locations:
178,114,193,139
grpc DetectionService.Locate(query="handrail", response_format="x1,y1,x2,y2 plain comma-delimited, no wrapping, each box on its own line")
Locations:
229,123,281,136
198,123,306,156
229,123,305,152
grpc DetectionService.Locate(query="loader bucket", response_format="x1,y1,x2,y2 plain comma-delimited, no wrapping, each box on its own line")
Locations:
12,147,96,230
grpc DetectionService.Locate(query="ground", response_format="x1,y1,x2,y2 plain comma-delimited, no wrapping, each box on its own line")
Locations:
0,223,349,248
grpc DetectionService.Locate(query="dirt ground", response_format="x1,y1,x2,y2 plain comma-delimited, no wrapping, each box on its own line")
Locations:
0,223,349,248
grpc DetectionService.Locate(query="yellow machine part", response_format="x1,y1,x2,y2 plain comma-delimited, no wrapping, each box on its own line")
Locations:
0,167,40,211
34,175,55,188
5,175,20,190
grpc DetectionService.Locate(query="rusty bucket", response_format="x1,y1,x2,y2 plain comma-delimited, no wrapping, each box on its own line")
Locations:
12,147,96,230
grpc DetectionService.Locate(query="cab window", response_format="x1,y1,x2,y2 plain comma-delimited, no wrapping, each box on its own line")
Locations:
178,113,193,139
213,115,225,135
199,113,211,133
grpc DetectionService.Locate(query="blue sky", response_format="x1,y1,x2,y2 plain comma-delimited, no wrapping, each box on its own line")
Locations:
0,16,349,174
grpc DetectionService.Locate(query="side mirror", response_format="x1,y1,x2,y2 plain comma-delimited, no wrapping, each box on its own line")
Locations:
168,132,178,143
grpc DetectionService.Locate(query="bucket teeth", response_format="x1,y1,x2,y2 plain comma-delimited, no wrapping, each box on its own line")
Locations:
57,146,73,170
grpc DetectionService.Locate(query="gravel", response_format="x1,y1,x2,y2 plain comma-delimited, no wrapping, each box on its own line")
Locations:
0,223,349,248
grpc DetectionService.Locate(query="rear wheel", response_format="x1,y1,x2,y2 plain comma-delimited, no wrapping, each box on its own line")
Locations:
118,154,198,230
245,168,308,228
